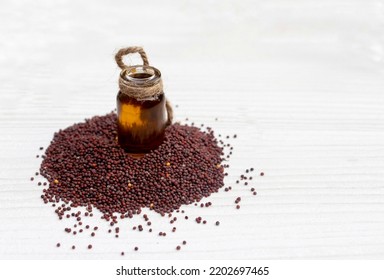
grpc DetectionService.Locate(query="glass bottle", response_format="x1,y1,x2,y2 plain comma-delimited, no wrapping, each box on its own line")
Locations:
116,65,168,154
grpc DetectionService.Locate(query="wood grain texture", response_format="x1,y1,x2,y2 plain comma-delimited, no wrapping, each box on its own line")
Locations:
0,0,384,259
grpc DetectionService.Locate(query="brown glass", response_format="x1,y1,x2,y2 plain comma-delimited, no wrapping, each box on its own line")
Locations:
116,66,167,154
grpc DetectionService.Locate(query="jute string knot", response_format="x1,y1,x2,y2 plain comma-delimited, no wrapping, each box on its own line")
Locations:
115,46,173,124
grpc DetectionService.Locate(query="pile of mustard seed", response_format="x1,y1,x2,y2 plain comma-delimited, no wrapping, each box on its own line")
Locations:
39,112,225,216
32,112,260,252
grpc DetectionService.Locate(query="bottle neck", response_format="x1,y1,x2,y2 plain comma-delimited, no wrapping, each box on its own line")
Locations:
119,65,163,101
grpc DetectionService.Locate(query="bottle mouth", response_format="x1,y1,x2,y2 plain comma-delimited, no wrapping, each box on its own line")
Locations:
121,65,161,85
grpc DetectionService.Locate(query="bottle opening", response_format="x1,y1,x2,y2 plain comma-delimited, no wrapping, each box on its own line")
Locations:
130,73,153,79
122,65,161,85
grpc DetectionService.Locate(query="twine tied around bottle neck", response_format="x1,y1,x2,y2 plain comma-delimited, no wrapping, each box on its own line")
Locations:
115,46,173,125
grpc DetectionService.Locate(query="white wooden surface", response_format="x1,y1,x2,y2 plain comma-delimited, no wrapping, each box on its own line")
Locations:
1,0,384,259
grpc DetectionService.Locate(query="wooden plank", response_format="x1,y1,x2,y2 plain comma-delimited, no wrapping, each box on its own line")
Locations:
0,0,383,259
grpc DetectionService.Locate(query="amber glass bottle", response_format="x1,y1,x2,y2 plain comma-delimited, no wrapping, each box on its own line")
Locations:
117,65,168,153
